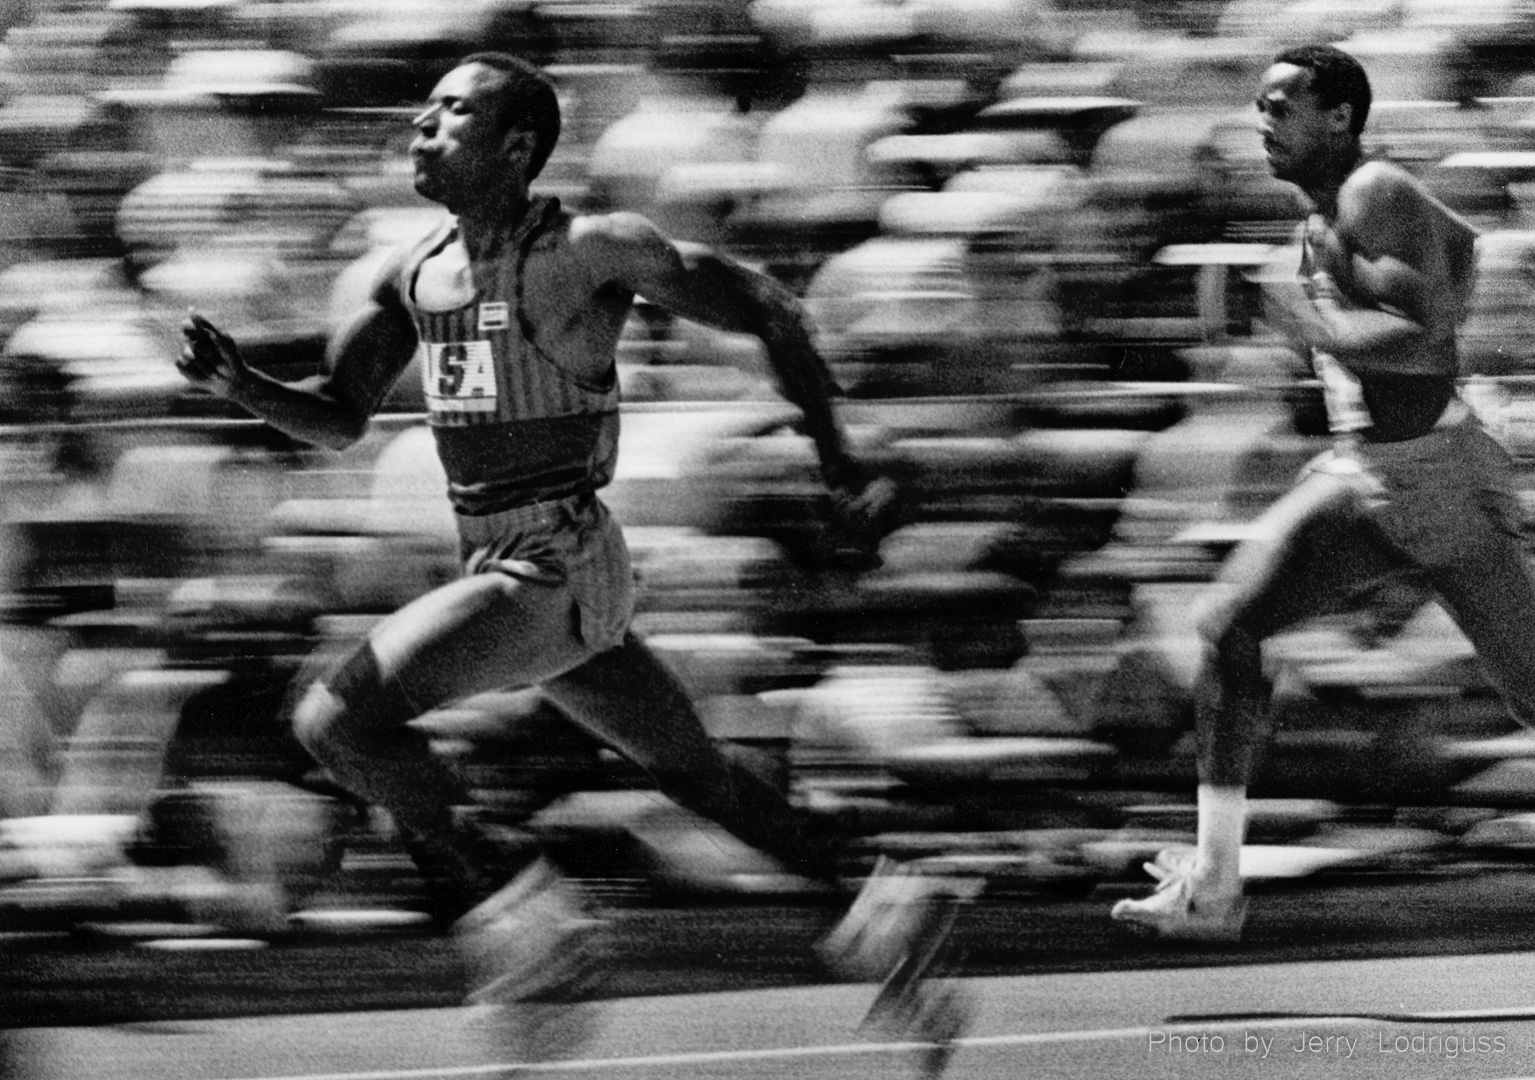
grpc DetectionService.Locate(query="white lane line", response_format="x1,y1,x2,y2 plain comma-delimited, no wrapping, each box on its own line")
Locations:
196,1025,1311,1079
206,1006,1535,1080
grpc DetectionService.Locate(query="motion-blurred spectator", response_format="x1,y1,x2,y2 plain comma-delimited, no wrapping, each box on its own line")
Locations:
0,269,178,422
588,64,764,240
0,422,115,830
807,167,1078,395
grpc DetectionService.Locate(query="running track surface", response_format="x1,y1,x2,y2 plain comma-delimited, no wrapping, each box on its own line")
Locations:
14,951,1535,1080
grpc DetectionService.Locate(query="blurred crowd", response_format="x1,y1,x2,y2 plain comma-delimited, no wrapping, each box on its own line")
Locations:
6,0,1535,933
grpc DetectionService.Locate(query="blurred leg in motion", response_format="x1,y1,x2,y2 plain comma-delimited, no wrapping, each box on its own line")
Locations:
547,630,980,1057
1117,419,1535,942
1372,419,1535,729
1113,463,1409,940
292,496,636,1026
544,631,846,882
293,490,974,1068
292,566,599,918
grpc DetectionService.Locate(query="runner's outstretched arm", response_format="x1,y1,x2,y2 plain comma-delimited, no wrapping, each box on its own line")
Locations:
577,212,865,492
179,252,421,450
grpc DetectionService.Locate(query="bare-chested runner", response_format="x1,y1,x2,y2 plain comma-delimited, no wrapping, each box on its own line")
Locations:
1112,43,1535,942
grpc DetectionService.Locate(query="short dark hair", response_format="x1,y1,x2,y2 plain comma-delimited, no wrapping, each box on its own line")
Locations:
1274,44,1372,139
459,51,561,180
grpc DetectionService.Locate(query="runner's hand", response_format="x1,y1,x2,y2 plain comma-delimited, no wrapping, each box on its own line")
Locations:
179,310,246,396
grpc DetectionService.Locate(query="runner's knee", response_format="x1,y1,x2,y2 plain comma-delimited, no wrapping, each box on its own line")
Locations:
293,642,418,761
291,681,343,762
1192,583,1239,648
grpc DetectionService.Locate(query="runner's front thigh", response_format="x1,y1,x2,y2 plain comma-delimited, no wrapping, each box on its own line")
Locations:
366,572,589,713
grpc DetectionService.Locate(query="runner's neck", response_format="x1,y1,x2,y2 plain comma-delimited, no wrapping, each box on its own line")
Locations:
457,194,536,262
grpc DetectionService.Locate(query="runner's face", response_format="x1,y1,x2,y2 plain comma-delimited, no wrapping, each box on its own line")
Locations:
1256,63,1348,185
410,63,524,211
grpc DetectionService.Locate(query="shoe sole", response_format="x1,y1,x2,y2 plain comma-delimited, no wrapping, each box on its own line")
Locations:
1110,898,1247,944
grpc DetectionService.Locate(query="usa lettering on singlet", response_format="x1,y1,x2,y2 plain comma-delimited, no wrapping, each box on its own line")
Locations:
424,338,497,414
398,199,621,512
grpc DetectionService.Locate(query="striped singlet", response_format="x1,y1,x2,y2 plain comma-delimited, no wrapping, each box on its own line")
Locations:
399,197,621,515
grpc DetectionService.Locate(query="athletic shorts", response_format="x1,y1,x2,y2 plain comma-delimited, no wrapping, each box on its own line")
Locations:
454,491,633,656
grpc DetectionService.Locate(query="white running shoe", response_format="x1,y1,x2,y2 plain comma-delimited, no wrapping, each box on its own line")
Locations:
1110,850,1246,942
455,857,606,1005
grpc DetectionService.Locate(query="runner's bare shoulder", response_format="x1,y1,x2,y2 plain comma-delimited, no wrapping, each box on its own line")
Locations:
1336,163,1455,322
568,211,692,289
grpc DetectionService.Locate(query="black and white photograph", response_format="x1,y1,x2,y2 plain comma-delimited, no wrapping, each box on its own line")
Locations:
8,1,1535,1077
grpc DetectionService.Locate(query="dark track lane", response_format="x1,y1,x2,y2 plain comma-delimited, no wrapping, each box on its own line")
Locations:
9,870,1535,1030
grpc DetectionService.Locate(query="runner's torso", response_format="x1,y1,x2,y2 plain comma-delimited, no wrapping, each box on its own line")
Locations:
1299,164,1476,444
399,197,623,515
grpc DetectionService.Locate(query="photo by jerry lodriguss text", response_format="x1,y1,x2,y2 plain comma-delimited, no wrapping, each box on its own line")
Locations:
1147,1029,1509,1059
